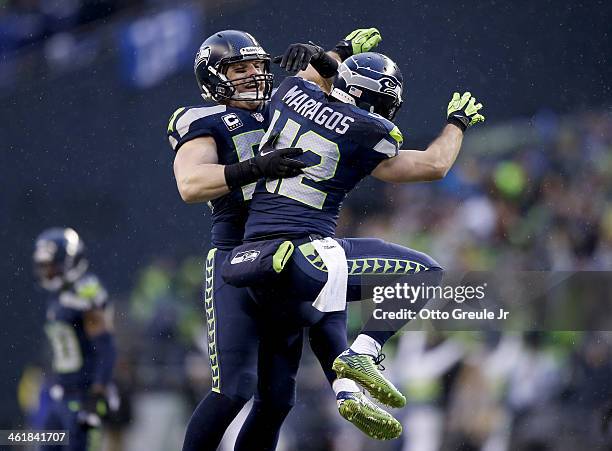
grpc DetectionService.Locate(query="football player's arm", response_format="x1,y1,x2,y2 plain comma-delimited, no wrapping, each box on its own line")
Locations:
84,307,116,393
372,124,464,182
173,136,229,203
78,306,115,426
297,51,341,93
174,136,306,203
373,91,485,183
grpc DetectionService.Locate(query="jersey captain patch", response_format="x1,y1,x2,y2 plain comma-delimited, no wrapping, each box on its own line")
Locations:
222,113,244,131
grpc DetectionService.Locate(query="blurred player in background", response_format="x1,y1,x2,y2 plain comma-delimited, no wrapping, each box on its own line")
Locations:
228,43,485,447
168,28,390,450
33,227,116,451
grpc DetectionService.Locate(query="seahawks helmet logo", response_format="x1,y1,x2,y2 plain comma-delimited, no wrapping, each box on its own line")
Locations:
194,45,211,68
379,77,401,96
337,61,401,98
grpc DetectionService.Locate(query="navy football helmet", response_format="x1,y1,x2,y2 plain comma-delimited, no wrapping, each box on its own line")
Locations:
33,228,88,291
194,30,273,102
330,52,403,120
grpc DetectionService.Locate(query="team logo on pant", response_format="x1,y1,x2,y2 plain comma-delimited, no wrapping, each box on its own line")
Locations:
230,250,260,264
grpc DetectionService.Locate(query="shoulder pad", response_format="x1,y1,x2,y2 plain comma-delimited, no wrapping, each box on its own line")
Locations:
352,110,403,158
59,274,108,311
366,112,401,137
167,104,227,151
366,113,403,147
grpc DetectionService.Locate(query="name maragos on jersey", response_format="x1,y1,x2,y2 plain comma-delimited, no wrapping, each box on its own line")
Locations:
282,83,354,135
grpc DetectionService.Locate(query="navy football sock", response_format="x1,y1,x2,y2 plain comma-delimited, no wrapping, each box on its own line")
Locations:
309,311,348,385
181,391,247,451
234,400,292,451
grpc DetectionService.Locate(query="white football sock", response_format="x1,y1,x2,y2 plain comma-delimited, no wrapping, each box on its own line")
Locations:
333,378,360,395
350,334,382,356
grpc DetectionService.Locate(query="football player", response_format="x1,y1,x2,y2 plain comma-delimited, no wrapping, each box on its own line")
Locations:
168,28,388,451
33,228,116,451
229,47,485,446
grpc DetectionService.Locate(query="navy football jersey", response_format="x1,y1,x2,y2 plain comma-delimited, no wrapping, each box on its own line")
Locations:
244,77,403,240
167,102,270,249
44,274,108,391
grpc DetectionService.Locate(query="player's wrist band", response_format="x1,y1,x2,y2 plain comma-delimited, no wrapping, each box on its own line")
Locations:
447,116,468,132
311,52,339,78
224,160,261,191
332,40,352,61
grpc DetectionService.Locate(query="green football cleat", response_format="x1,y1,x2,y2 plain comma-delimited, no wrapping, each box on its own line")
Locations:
333,349,406,408
337,391,402,440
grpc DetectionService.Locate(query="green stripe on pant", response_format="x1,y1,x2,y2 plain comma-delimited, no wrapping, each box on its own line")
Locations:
205,248,220,393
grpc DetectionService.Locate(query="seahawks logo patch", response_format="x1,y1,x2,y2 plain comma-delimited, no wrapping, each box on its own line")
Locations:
231,250,260,264
222,113,243,131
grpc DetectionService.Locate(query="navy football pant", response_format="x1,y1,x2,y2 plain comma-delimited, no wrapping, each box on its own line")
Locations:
38,394,102,451
249,237,442,324
248,237,443,385
182,392,246,451
183,248,300,451
308,311,348,386
201,248,260,400
234,323,303,451
236,238,443,448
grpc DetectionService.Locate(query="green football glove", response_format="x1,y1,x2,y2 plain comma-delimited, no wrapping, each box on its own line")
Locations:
333,27,382,61
447,92,485,132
